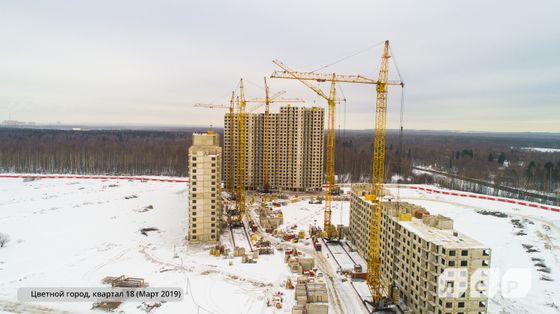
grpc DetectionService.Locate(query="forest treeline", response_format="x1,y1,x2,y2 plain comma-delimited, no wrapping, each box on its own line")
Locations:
0,128,195,176
334,130,560,195
1,128,559,195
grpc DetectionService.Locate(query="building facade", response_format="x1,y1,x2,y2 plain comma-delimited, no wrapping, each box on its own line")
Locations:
349,184,491,314
223,106,324,192
187,132,222,243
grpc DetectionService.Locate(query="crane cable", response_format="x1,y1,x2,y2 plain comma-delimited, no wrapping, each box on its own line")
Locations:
391,44,406,210
310,40,386,73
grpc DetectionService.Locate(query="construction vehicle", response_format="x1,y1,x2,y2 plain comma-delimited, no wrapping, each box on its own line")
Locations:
313,242,322,252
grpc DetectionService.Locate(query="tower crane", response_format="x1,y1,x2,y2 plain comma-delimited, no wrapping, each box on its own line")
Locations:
237,80,248,223
271,58,399,239
271,41,403,307
365,41,404,307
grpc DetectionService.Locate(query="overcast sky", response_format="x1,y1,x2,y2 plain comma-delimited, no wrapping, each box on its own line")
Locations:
1,1,559,132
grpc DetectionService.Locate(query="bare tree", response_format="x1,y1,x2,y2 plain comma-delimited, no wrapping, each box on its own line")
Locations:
0,233,9,247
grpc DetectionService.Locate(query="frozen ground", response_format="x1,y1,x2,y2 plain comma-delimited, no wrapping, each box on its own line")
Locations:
0,177,293,314
386,185,560,314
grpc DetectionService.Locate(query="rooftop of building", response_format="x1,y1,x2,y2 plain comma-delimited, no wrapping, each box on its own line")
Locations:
193,130,217,136
397,217,488,249
350,184,488,250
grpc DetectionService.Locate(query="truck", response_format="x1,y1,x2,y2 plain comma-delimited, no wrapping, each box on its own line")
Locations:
314,242,322,251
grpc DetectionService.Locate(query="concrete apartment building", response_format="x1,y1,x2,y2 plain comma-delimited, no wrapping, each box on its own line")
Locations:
349,184,491,314
223,105,324,192
187,132,222,243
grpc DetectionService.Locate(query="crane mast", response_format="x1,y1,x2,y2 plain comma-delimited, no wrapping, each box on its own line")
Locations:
263,78,271,192
325,76,336,238
366,40,392,304
237,79,247,219
228,92,235,193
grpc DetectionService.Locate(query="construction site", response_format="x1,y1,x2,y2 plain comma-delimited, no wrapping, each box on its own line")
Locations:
186,41,493,314
1,1,559,314
1,39,558,314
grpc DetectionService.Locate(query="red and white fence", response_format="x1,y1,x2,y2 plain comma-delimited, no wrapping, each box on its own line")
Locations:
407,185,560,213
2,176,558,212
0,174,189,183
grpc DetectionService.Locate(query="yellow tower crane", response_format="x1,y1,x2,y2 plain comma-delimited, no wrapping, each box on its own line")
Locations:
271,60,398,238
237,80,248,221
272,41,403,306
263,77,274,193
365,41,404,307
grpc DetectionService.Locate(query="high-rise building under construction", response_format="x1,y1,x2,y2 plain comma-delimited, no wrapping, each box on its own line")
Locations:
349,184,491,314
187,132,222,243
224,106,324,192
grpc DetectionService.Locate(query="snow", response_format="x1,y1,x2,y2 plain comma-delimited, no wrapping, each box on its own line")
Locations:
390,174,403,183
2,177,559,314
279,200,350,230
0,177,292,314
518,147,560,153
386,185,560,314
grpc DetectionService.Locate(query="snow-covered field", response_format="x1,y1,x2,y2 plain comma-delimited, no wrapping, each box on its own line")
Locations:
2,178,559,314
386,185,560,314
0,178,292,314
